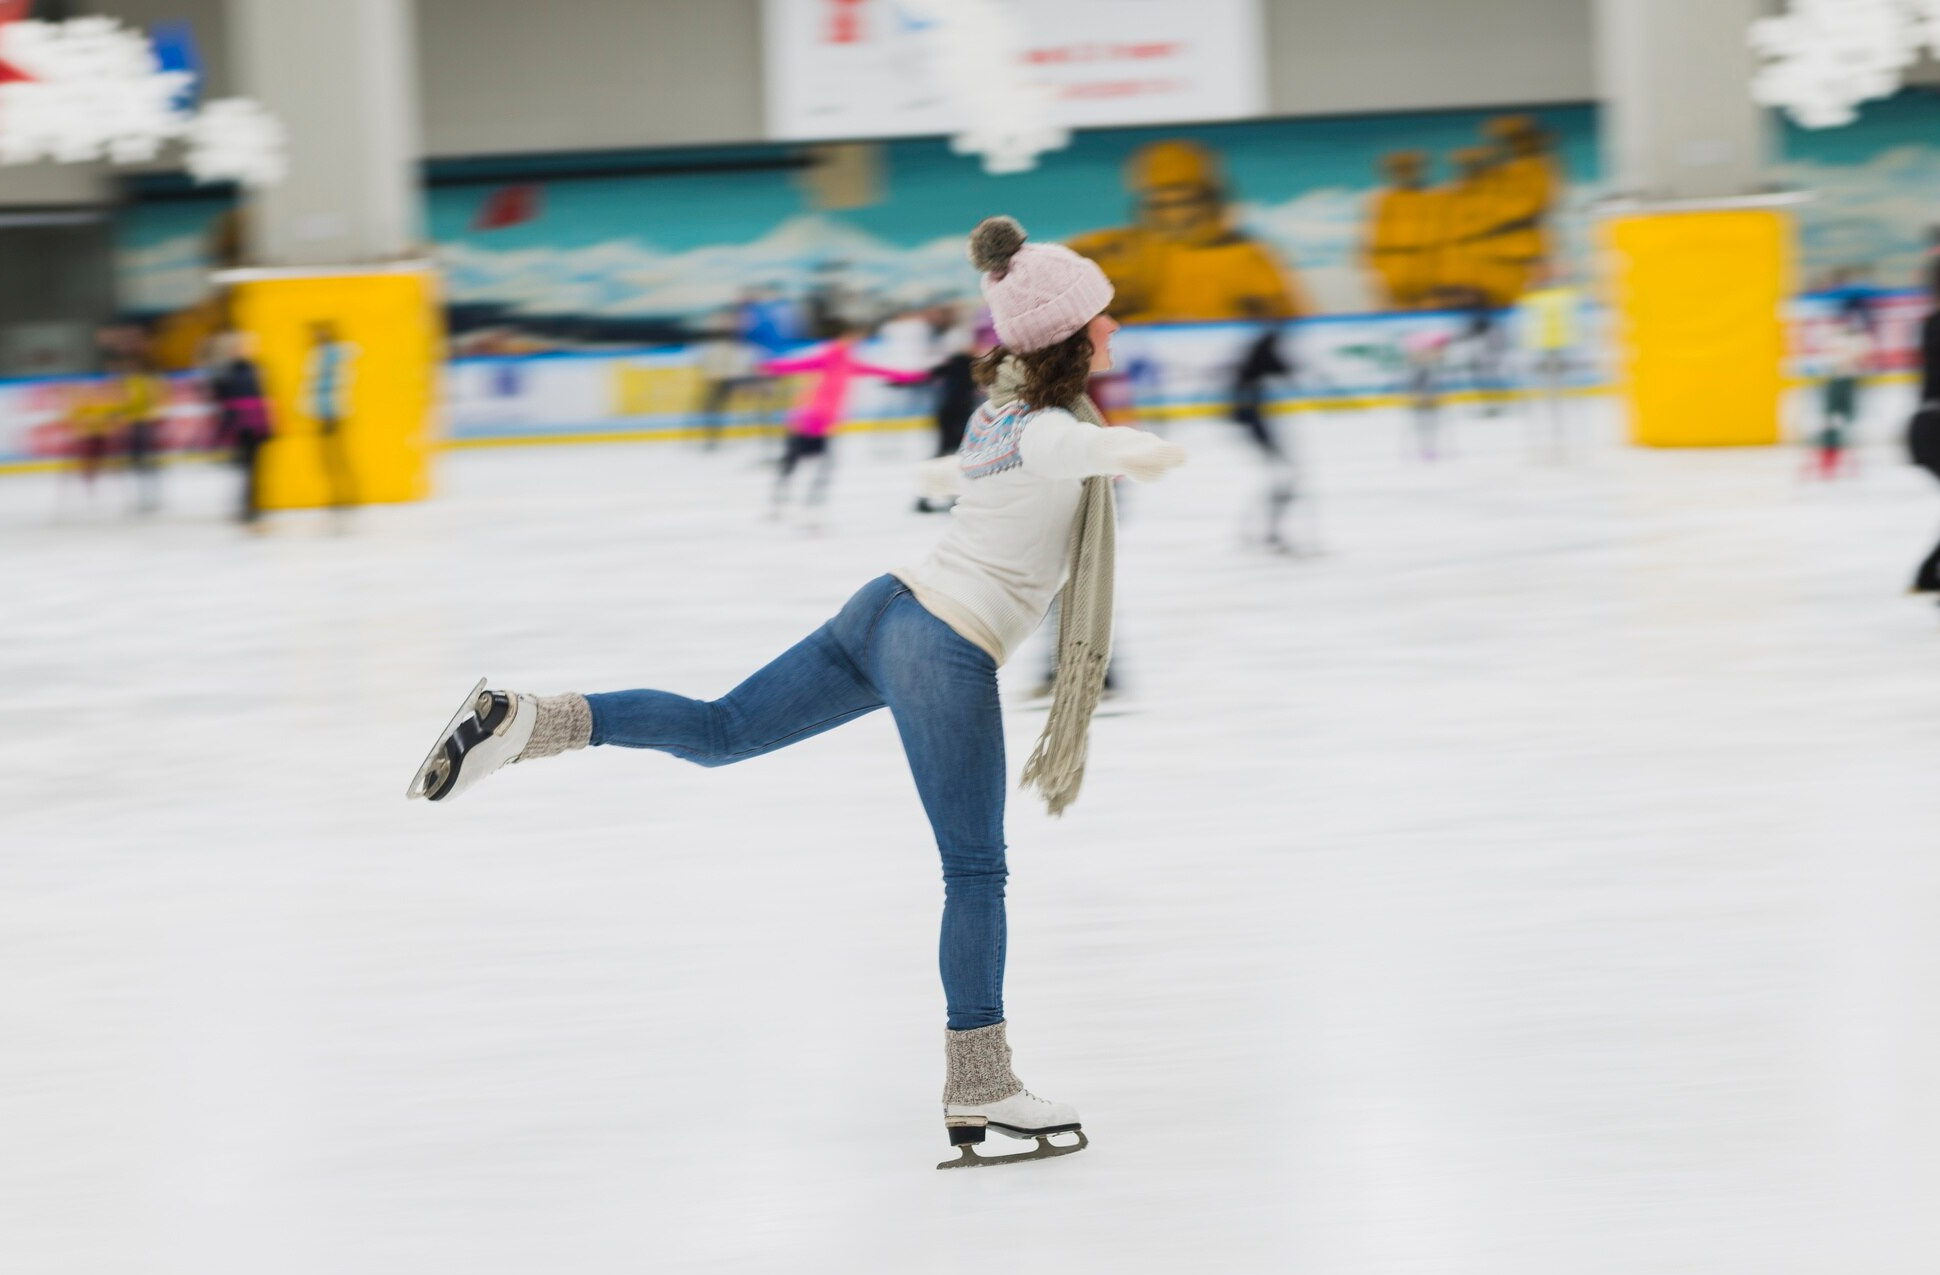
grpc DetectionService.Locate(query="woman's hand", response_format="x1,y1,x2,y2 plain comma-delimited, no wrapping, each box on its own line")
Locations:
916,456,965,501
1099,429,1187,481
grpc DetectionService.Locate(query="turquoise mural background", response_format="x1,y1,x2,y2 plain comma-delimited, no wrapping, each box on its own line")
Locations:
114,91,1940,328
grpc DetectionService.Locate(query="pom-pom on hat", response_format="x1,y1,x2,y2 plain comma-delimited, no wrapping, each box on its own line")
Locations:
969,216,1114,354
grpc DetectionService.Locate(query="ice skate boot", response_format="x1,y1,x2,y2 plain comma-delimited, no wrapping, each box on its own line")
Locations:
405,680,589,802
941,1089,1087,1169
936,1022,1085,1169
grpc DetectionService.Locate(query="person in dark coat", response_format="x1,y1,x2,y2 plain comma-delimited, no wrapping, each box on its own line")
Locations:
914,318,991,513
1229,320,1299,550
1906,265,1940,592
209,331,274,524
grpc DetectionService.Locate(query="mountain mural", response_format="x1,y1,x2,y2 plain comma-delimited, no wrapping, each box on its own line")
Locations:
112,93,1940,339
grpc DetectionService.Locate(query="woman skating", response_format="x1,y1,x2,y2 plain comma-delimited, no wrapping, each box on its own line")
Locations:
406,218,1186,1168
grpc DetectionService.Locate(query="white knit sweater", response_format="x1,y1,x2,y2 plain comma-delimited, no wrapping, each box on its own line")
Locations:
896,405,1183,665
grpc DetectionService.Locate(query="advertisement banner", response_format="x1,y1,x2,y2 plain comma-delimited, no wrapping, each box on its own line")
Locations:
0,375,211,468
763,0,1266,142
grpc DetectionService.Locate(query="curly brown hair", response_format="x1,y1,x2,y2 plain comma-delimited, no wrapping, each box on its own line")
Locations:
973,326,1094,411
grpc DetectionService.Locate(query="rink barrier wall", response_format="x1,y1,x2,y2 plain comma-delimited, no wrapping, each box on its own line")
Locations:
6,377,1917,473
0,297,1922,472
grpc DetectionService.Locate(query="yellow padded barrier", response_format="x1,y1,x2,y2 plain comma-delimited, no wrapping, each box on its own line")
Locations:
227,265,441,508
1603,208,1791,448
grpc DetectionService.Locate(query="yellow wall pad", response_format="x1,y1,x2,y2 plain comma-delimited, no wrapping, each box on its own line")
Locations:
1603,207,1792,448
222,265,442,509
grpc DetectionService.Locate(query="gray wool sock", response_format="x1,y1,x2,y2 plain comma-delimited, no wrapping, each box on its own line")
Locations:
515,692,592,762
943,1021,1025,1106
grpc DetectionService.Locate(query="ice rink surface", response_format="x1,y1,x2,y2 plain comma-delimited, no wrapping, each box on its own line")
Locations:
5,398,1940,1274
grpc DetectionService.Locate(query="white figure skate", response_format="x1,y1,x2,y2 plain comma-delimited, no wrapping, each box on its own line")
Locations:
938,1089,1087,1169
405,679,537,802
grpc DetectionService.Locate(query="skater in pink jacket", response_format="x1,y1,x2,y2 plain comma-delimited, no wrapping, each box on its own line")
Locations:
761,325,925,518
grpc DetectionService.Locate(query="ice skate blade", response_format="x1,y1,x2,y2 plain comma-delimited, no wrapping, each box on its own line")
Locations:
936,1129,1086,1170
405,678,487,800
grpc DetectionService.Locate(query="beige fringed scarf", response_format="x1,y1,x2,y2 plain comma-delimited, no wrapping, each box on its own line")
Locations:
987,358,1117,817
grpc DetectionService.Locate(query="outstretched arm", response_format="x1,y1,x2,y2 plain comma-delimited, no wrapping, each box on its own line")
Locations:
915,455,965,500
759,348,829,376
850,359,930,385
1018,411,1186,481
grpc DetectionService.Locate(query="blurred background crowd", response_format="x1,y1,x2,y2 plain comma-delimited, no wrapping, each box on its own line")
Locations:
0,0,1937,521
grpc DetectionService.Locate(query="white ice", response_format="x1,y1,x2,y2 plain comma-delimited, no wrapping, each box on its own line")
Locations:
4,396,1939,1274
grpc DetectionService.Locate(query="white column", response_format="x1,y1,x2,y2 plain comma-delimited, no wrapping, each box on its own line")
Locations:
226,0,421,265
1595,0,1772,201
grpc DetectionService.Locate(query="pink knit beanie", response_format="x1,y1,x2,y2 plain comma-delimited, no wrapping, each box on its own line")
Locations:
969,216,1114,354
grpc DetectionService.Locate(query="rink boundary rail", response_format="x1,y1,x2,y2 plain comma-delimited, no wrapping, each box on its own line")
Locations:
9,376,1925,474
1,287,1923,473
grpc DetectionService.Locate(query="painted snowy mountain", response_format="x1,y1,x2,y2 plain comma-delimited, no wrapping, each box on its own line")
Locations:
437,215,982,321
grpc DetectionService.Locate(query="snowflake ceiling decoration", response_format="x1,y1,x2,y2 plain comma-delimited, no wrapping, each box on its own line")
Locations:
0,17,188,163
184,97,285,188
1751,0,1940,128
0,15,284,185
898,0,1069,175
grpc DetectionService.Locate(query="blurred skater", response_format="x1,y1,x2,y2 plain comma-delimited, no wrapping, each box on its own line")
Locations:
1457,288,1508,417
1519,267,1580,460
1403,328,1451,461
1906,268,1940,593
63,380,118,504
113,348,167,513
1230,318,1299,551
1812,314,1869,479
914,318,990,513
737,287,802,430
694,310,758,449
209,332,273,524
304,322,359,512
1829,266,1878,335
760,324,924,525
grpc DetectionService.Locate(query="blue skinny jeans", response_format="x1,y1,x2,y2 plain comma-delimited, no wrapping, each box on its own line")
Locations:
585,575,1007,1030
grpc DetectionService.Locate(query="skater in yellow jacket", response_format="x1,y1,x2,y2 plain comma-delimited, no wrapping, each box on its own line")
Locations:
1068,140,1312,323
1364,151,1445,311
1474,116,1561,306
